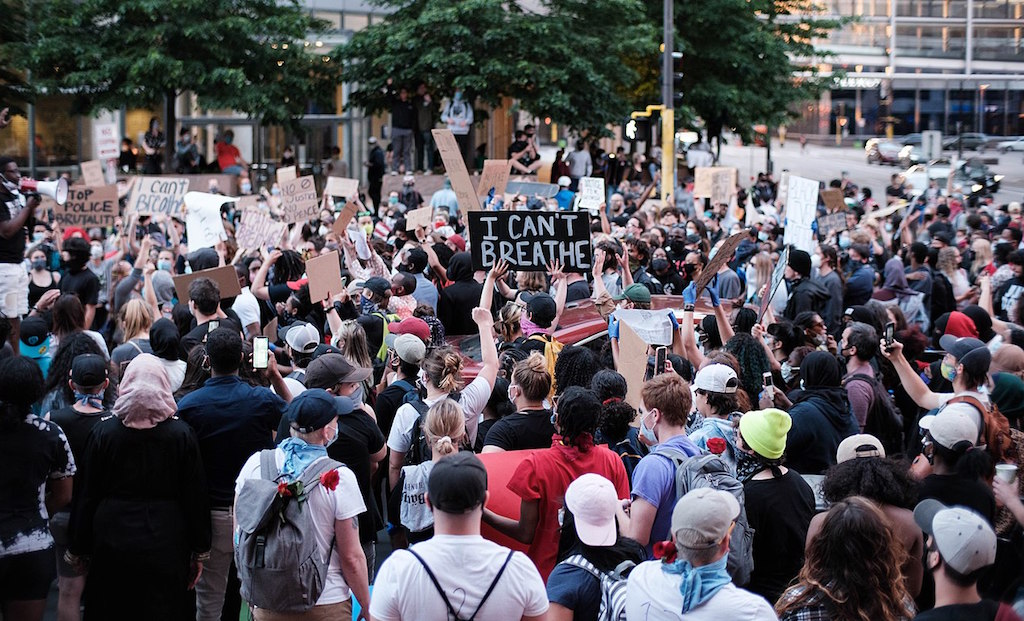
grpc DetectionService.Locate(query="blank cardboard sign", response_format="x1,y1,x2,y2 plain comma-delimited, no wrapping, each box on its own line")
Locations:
80,160,105,187
432,128,480,212
324,177,359,198
617,320,650,410
305,250,344,302
332,202,360,236
172,265,242,303
276,166,297,184
405,206,433,231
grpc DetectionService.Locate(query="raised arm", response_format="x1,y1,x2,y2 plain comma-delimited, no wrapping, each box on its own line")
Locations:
251,249,279,301
548,261,568,330
480,259,509,312
679,283,705,368
473,307,499,391
878,338,943,411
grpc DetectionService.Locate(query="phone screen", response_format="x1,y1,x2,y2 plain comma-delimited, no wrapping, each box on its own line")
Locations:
207,320,220,333
655,347,667,375
884,321,895,345
762,372,775,399
253,336,269,370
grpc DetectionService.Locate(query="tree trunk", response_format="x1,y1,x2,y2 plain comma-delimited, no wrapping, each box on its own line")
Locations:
164,90,176,173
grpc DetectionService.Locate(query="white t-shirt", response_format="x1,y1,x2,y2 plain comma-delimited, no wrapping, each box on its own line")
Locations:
234,451,365,605
400,460,434,533
386,376,490,453
231,287,261,338
369,534,548,621
625,560,778,621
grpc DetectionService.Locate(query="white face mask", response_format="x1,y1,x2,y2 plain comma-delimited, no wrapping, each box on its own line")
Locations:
810,253,821,270
640,409,658,445
325,423,339,448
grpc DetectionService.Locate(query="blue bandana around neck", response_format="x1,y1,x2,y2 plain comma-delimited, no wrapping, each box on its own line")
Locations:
74,391,105,410
661,553,731,613
278,437,327,481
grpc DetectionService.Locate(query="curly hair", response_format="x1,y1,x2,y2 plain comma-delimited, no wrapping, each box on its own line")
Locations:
554,386,601,452
272,250,306,284
554,345,598,396
776,497,914,621
43,332,113,407
591,369,627,402
821,458,919,510
0,357,45,429
723,332,772,400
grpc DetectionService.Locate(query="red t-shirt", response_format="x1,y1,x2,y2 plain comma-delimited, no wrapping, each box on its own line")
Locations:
507,440,630,580
216,141,241,171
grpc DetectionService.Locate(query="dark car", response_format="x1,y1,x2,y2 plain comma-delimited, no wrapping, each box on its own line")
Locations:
899,133,923,146
943,132,989,151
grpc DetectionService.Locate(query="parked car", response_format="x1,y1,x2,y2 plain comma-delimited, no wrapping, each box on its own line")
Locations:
898,145,925,168
866,139,902,165
943,133,989,151
996,137,1024,153
899,133,923,146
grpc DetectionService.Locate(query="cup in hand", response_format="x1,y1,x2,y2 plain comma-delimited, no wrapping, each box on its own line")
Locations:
995,463,1018,484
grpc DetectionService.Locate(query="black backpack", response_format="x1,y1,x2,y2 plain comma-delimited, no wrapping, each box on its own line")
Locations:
844,373,904,454
402,391,463,467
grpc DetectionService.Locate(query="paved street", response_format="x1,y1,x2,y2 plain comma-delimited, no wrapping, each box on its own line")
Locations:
717,139,1024,205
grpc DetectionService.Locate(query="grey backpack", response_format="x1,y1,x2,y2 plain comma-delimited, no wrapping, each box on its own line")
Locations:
235,451,343,613
558,555,635,621
655,449,755,586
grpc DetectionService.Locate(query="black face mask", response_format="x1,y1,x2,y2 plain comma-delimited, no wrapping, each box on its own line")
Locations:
683,263,698,276
670,240,686,255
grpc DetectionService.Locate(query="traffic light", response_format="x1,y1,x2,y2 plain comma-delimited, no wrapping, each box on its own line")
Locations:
672,52,684,107
624,116,651,143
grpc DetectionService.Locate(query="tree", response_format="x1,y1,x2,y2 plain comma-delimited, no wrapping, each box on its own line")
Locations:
30,0,341,166
337,0,658,136
664,0,846,144
0,0,32,115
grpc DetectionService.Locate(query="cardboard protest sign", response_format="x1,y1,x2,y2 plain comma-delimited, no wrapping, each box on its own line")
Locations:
263,317,278,342
820,188,845,213
694,231,747,297
405,206,433,231
236,209,286,250
617,320,650,410
172,265,242,303
432,128,481,212
127,177,189,219
93,122,119,160
577,177,605,211
612,309,676,346
468,211,591,273
711,168,737,205
332,202,359,236
693,167,714,199
80,160,105,187
324,177,359,198
54,186,118,228
276,165,297,184
505,180,559,198
758,246,789,322
184,192,232,249
280,176,319,223
477,160,511,200
816,212,847,240
236,195,259,212
782,175,818,253
305,250,344,302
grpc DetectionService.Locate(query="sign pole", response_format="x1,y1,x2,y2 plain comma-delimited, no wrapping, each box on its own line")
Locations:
661,0,674,203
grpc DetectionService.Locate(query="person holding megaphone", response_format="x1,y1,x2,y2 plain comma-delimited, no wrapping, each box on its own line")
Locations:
0,155,41,351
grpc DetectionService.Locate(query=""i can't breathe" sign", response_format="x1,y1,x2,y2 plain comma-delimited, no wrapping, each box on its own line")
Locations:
468,211,592,273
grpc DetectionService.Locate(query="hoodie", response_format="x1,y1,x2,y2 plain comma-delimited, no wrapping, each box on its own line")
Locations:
784,351,859,475
782,277,828,321
437,252,483,336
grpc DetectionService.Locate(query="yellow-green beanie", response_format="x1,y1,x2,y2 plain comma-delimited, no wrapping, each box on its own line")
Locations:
739,408,792,459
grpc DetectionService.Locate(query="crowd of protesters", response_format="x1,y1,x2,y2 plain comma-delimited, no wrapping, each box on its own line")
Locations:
1,111,1023,621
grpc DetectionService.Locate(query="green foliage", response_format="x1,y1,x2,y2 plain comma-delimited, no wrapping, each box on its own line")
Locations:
337,0,659,136
29,0,340,125
0,0,32,113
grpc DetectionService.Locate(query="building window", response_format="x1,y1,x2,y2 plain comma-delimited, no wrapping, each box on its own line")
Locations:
895,24,966,57
974,25,1024,61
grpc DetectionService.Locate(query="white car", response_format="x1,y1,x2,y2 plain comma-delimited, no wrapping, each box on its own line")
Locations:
901,163,951,197
997,137,1024,152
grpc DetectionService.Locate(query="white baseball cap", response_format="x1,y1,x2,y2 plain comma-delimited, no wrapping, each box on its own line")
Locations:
284,322,321,354
564,474,619,547
693,364,739,394
914,499,996,574
836,434,885,463
919,403,980,450
557,176,571,187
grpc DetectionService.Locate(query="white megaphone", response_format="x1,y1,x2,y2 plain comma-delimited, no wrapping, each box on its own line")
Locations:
19,177,69,205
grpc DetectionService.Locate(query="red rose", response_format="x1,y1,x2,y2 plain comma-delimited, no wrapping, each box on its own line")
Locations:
653,540,677,564
320,469,341,491
707,437,727,455
277,482,292,498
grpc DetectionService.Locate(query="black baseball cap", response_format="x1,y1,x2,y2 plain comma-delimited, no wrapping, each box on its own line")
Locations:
71,354,107,387
523,292,557,328
428,451,488,513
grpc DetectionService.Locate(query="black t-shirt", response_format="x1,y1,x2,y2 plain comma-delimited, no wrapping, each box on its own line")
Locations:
507,140,534,167
744,469,816,604
517,334,549,357
180,317,242,358
919,473,997,524
60,268,101,306
327,409,386,544
483,409,555,451
375,378,418,438
565,279,591,303
912,600,1001,621
474,418,500,453
0,188,28,263
47,406,106,499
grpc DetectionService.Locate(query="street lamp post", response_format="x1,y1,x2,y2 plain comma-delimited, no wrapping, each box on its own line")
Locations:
978,84,989,134
661,0,674,203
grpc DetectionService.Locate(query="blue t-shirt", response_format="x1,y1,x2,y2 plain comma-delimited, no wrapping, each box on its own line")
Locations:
546,564,600,620
554,189,575,210
630,434,701,557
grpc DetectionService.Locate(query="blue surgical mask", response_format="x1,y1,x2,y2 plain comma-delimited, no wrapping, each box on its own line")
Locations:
757,231,769,242
781,362,796,383
158,260,172,272
454,91,463,101
271,186,281,196
640,410,658,445
838,236,852,249
224,135,233,145
241,181,252,194
32,232,45,243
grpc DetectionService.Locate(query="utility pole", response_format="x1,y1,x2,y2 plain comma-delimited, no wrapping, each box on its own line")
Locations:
661,0,674,203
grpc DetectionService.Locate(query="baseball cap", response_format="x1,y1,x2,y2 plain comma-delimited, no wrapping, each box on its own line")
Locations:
387,317,432,343
447,233,466,252
914,499,996,574
693,364,739,394
283,322,321,354
392,333,426,365
19,316,50,358
304,353,372,389
71,354,108,387
919,403,980,450
564,474,619,547
427,451,488,513
363,276,392,298
939,335,987,361
844,305,875,325
557,176,571,187
368,136,378,145
836,433,885,463
286,389,338,433
671,488,740,549
612,283,652,305
523,292,557,328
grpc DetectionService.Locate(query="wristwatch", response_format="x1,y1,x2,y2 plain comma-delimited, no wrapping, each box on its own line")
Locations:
683,303,695,312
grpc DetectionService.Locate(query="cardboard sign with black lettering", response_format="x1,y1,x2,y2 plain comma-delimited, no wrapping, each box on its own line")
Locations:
816,212,847,240
236,209,287,250
694,231,747,297
54,186,119,228
280,176,319,223
468,212,592,273
477,160,511,200
128,177,190,218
